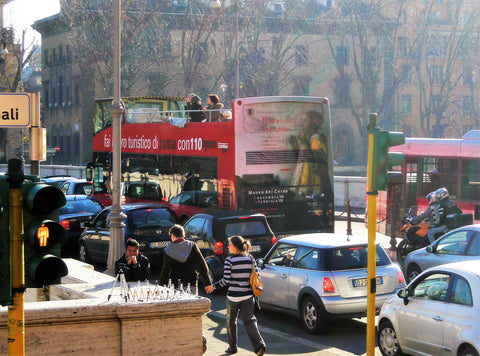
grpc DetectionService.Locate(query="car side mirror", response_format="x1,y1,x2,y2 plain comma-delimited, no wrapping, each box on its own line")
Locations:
257,259,265,270
426,245,433,253
397,288,410,305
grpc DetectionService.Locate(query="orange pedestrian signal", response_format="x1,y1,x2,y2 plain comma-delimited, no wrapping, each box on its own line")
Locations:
36,224,49,247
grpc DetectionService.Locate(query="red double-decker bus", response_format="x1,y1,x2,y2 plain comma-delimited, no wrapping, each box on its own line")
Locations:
376,130,480,238
88,95,335,235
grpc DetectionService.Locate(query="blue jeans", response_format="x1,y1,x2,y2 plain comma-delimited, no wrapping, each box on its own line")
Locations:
226,297,265,352
427,225,447,244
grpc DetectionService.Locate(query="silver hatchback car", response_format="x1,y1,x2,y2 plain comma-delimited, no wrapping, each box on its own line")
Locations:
257,233,405,334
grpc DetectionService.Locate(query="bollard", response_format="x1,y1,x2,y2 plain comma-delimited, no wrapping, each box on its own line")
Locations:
346,200,352,235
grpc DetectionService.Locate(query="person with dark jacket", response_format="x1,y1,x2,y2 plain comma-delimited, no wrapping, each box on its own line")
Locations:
114,238,150,282
159,224,211,294
186,94,205,122
410,187,462,244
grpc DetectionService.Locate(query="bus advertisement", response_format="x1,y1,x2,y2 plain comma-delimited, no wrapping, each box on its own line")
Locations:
89,96,334,235
376,130,480,238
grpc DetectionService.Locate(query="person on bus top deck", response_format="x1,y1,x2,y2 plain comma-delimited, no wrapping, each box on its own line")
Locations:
408,187,462,244
186,93,205,122
203,94,224,122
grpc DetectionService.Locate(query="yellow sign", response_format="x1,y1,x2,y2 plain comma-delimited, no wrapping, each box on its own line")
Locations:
0,92,31,127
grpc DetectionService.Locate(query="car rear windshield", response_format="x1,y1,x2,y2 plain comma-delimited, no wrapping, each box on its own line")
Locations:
327,245,390,270
60,199,102,215
129,208,174,228
225,221,268,237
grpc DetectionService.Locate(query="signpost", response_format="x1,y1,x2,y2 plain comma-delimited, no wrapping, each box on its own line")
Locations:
0,93,31,127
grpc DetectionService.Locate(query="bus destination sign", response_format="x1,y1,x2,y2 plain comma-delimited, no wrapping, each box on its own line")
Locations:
0,92,31,127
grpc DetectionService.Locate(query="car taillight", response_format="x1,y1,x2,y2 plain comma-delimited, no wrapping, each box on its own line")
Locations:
60,220,70,231
271,236,277,245
214,241,223,255
323,277,335,292
398,270,405,285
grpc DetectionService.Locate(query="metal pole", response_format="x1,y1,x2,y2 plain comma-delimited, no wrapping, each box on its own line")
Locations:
7,158,25,356
30,93,40,176
106,0,125,274
366,114,377,356
235,0,239,98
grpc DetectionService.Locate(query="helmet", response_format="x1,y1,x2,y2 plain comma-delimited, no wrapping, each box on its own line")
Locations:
426,191,436,205
434,187,449,202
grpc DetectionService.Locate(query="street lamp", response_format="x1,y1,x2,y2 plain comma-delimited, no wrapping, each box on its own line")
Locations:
210,0,239,98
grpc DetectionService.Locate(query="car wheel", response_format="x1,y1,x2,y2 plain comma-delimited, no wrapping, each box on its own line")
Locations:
378,320,404,356
79,242,91,263
396,239,408,268
406,264,421,283
460,345,479,356
300,296,327,334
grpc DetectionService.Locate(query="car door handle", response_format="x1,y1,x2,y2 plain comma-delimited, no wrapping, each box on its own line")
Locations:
280,273,288,279
432,315,444,322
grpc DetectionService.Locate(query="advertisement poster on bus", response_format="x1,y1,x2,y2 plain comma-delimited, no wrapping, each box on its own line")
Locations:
234,97,334,233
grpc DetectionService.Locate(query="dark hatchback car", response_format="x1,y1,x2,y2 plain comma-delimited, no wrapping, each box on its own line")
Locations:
183,210,277,282
59,195,103,256
78,203,176,266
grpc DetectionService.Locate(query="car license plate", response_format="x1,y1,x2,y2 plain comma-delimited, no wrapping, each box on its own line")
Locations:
149,241,170,249
352,276,383,288
250,245,261,252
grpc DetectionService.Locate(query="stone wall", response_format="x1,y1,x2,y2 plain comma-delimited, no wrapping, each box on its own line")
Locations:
0,259,211,355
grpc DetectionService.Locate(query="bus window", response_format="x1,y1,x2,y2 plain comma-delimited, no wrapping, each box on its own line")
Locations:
461,159,480,201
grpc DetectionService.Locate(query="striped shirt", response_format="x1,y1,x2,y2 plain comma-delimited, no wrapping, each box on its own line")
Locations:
214,254,257,301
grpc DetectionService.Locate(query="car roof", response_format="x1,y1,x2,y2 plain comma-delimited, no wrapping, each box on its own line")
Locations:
277,233,376,249
427,260,480,277
64,194,95,201
192,210,265,219
104,202,170,211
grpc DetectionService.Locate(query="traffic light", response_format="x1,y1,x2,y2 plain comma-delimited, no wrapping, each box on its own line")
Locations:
371,128,405,191
0,176,10,305
22,180,68,287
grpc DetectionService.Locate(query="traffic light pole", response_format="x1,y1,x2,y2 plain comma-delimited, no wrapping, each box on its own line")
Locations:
366,114,377,356
7,159,25,356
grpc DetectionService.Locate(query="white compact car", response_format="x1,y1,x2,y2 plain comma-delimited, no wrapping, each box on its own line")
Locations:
378,260,480,356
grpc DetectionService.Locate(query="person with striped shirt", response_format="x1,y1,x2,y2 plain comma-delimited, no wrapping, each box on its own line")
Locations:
205,235,266,356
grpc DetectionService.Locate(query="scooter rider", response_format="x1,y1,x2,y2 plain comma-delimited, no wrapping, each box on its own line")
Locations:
408,187,461,244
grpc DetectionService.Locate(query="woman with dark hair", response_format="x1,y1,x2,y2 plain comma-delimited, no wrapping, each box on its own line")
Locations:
203,94,224,122
205,236,266,355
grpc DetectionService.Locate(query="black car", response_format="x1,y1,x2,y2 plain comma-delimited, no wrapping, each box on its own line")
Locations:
183,210,277,282
78,203,176,266
59,195,103,256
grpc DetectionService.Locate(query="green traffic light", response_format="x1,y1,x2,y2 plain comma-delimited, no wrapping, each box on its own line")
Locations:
370,128,405,191
23,181,68,287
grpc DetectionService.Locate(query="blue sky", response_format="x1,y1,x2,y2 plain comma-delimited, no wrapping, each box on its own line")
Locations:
4,0,60,44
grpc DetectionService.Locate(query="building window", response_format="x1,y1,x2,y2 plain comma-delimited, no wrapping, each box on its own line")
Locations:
427,36,446,57
43,49,48,65
75,85,80,105
58,76,64,105
462,66,474,86
398,10,406,24
430,65,443,85
401,65,412,84
462,96,474,116
334,77,350,108
401,95,412,114
397,37,407,57
336,45,348,66
293,78,310,96
431,95,440,111
426,12,440,25
295,45,308,66
44,88,49,108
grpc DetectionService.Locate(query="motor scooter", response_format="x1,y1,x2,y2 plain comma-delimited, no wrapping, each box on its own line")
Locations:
396,206,430,267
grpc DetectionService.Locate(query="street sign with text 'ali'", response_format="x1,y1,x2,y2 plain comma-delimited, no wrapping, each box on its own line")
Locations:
0,92,31,127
